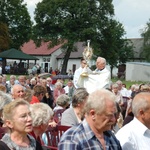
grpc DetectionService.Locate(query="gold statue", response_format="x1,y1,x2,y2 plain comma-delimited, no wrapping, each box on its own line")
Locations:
81,40,93,76
82,40,93,66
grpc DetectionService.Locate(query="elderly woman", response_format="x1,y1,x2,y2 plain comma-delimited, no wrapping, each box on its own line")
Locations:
0,100,43,150
53,94,70,112
30,103,54,145
53,94,70,124
53,81,65,105
112,83,124,107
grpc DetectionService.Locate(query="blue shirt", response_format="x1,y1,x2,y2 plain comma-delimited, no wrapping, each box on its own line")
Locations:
58,119,122,150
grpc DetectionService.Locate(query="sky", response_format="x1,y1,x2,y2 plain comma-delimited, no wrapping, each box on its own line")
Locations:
24,0,150,38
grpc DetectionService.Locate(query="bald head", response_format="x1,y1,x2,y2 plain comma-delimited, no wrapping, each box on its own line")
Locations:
132,92,150,128
132,92,150,116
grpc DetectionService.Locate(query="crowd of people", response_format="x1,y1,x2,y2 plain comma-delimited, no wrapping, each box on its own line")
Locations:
0,57,150,150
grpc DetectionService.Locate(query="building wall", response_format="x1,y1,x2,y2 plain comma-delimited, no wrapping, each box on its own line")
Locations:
58,59,81,74
126,62,150,81
27,48,62,72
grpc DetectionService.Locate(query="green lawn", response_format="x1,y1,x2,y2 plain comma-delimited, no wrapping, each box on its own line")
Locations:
111,78,146,89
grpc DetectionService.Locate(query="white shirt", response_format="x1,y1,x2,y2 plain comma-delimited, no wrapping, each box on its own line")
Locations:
112,91,123,104
64,85,69,94
76,67,110,93
120,87,130,97
73,67,83,88
116,117,150,150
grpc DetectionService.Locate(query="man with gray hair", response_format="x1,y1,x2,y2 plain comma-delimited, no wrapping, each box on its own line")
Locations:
59,89,122,150
61,88,89,126
11,84,25,100
116,92,150,150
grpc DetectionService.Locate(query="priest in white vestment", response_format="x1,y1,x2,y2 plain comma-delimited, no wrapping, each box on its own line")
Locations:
77,57,110,93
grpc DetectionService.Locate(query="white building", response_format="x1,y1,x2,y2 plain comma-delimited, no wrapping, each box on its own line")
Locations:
126,62,150,82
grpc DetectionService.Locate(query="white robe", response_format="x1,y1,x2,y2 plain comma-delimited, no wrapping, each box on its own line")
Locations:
77,67,110,93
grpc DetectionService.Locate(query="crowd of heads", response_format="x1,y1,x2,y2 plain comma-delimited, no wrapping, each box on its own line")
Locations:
0,58,150,150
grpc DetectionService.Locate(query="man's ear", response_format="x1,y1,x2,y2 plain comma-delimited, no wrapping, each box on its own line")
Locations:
5,120,13,129
90,109,96,120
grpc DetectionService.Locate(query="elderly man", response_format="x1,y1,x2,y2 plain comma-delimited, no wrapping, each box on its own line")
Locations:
58,89,122,150
77,57,111,93
116,92,150,150
11,84,25,100
94,57,110,87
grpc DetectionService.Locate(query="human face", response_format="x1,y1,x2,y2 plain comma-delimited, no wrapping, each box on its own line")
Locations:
93,100,116,132
67,81,73,87
19,77,25,86
13,86,25,99
112,87,118,94
7,105,32,134
10,78,15,85
47,79,52,85
96,61,105,70
41,80,47,87
81,60,87,68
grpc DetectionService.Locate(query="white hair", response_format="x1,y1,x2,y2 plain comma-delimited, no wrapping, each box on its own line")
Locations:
0,91,12,111
85,89,116,115
30,103,54,127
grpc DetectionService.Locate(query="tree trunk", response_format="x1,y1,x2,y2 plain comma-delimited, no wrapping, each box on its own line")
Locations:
61,49,72,74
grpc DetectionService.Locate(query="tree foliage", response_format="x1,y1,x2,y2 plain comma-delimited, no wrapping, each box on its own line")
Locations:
0,0,32,49
0,22,11,51
34,0,133,74
94,19,134,77
141,20,150,62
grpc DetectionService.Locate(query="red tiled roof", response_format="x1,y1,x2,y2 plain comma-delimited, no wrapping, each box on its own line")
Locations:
21,40,62,56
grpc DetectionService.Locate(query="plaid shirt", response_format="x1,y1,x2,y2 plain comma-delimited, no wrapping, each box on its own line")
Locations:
58,119,122,150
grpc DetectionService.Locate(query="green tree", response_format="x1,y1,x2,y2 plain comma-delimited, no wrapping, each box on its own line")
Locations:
33,0,114,74
0,0,32,49
33,0,132,75
94,19,133,78
0,22,11,51
141,20,150,61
